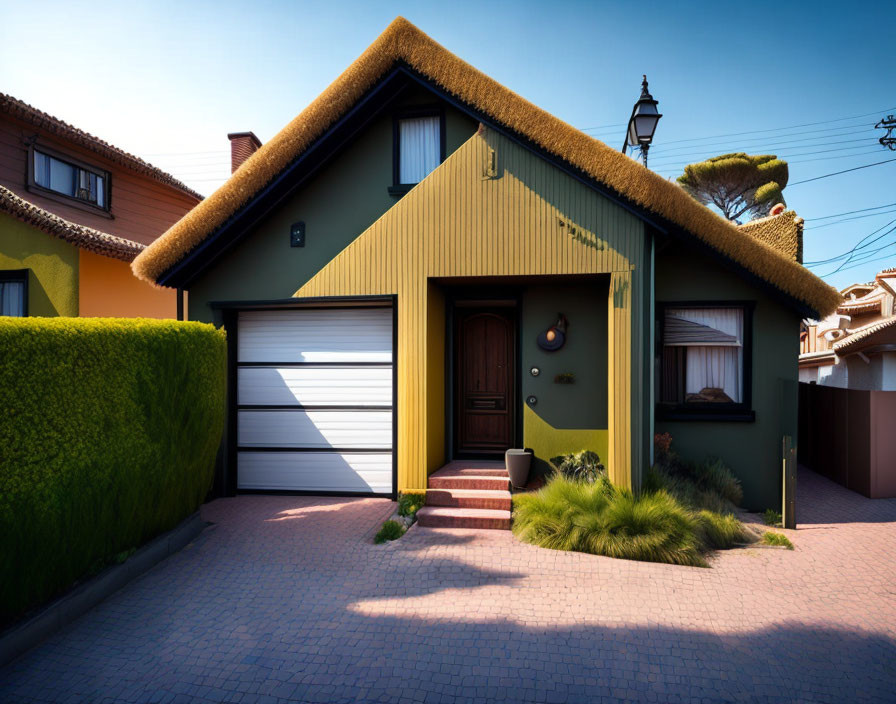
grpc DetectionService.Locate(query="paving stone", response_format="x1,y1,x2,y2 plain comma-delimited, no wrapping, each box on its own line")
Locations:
0,469,893,703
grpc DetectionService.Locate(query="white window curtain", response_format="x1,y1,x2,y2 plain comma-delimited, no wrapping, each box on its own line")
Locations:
399,116,439,184
665,308,743,403
0,281,25,316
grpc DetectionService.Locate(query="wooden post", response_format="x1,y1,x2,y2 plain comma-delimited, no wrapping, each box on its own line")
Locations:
782,435,797,529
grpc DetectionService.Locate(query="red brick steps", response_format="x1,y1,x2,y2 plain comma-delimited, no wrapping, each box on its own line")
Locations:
421,461,512,530
425,488,512,511
416,506,512,530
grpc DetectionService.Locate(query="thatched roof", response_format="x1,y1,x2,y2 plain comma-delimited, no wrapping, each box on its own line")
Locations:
0,186,144,261
737,210,803,263
0,92,202,201
131,17,841,317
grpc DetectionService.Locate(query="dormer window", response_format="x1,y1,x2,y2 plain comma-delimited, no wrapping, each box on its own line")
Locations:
399,116,439,183
390,109,444,195
29,146,109,211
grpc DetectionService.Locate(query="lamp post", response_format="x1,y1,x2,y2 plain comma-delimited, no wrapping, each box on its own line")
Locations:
622,75,662,168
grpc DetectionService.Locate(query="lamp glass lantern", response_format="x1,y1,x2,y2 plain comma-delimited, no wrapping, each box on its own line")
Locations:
623,75,662,165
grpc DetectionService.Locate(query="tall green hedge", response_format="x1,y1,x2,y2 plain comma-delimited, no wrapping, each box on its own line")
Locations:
0,317,226,625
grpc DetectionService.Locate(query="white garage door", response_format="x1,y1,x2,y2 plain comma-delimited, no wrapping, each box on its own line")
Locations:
236,307,394,494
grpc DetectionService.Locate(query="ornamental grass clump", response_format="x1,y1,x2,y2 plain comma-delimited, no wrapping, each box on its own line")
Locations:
513,475,709,567
513,436,755,567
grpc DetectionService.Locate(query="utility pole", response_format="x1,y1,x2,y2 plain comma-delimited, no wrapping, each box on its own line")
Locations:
876,114,896,150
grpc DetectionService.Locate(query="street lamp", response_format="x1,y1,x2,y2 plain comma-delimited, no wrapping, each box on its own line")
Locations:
622,75,662,167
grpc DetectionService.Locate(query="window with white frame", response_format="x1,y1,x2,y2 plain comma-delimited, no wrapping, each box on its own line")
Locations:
32,149,107,209
660,306,748,406
397,116,440,184
0,271,27,317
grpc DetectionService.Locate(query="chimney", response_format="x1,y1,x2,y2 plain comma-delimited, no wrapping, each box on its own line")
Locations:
227,132,261,173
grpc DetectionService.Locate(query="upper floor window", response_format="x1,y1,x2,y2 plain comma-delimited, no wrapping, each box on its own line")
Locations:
30,148,108,210
396,114,441,185
658,304,754,419
0,270,27,317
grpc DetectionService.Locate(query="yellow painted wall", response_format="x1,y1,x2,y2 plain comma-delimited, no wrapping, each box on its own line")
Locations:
296,128,646,491
79,250,178,318
523,406,609,471
0,212,78,316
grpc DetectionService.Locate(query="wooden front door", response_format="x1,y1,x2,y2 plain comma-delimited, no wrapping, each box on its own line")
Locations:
455,308,516,454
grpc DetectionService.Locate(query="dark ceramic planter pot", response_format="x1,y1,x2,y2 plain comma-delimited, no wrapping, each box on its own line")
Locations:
505,449,532,489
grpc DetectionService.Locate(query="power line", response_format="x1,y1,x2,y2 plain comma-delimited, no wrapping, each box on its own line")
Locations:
806,208,896,230
648,138,877,169
805,217,896,266
651,106,895,147
788,158,896,186
647,123,876,157
823,232,896,276
805,202,896,221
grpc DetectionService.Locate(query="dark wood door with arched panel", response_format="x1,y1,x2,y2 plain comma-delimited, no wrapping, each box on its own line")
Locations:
454,308,516,455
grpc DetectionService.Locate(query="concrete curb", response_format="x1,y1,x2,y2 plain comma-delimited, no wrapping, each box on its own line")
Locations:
0,512,206,669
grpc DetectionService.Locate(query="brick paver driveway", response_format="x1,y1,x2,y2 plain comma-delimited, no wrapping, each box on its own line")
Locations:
2,468,895,703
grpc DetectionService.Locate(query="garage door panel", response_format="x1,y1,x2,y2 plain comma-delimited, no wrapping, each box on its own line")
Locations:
238,308,392,363
238,410,392,449
238,366,392,407
238,452,393,493
236,306,394,495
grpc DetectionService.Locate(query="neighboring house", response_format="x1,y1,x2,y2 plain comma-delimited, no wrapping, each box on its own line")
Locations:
799,269,896,390
796,269,896,499
132,18,840,510
0,93,201,318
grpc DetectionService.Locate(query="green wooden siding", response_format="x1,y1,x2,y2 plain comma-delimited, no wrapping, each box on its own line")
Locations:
655,245,800,510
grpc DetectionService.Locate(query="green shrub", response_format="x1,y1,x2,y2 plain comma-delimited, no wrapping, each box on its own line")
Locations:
514,475,712,567
0,317,226,625
374,520,406,544
694,510,753,549
763,509,783,526
398,492,426,519
761,531,794,549
549,450,606,483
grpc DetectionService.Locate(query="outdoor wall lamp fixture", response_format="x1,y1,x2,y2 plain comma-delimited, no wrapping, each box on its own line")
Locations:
621,75,662,168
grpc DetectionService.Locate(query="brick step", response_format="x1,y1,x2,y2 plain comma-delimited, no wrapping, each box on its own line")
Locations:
416,506,511,530
446,467,508,477
427,474,511,491
425,488,512,510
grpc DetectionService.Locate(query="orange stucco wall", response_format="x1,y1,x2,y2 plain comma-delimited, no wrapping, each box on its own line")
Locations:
78,250,177,318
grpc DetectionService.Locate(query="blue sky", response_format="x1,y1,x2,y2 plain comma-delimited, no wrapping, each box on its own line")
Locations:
1,0,892,289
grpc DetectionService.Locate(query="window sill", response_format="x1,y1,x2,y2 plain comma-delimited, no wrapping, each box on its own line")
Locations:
656,408,756,423
25,184,113,219
387,184,414,197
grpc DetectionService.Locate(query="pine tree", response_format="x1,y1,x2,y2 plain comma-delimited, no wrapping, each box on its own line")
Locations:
677,153,788,223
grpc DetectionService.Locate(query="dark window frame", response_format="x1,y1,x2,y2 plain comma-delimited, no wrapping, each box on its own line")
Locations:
656,300,755,422
389,105,446,196
0,269,29,317
26,143,112,217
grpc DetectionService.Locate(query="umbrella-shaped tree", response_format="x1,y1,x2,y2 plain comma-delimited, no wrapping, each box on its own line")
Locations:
677,153,789,223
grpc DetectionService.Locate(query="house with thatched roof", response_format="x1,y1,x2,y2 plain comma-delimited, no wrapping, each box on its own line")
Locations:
0,93,201,318
132,17,840,516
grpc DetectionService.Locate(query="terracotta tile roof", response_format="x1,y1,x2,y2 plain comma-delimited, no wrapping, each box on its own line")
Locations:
836,298,883,316
832,316,896,353
737,210,803,263
0,93,203,201
0,185,144,262
131,17,841,318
